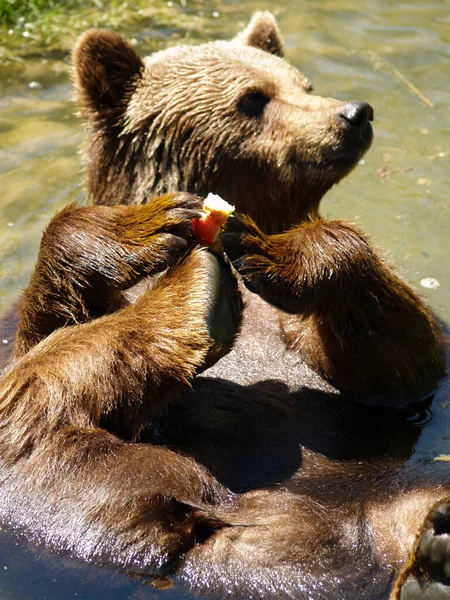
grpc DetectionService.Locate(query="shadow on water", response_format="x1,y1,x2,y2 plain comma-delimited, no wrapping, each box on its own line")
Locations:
0,0,449,598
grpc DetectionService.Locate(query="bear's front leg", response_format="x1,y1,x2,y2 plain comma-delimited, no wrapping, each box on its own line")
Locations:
4,245,242,443
15,192,204,357
223,214,446,406
0,245,241,571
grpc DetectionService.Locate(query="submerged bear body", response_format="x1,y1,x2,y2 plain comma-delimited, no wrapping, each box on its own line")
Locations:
0,11,449,600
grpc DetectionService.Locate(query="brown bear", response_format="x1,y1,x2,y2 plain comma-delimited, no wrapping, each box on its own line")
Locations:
0,11,449,600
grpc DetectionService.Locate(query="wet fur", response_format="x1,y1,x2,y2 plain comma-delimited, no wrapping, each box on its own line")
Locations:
0,11,449,600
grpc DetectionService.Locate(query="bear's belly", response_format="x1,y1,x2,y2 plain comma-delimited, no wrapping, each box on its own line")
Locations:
201,289,335,396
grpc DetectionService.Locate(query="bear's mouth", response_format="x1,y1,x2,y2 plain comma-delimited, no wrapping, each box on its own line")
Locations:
298,122,373,171
331,109,374,166
324,145,371,169
319,104,374,169
286,100,374,172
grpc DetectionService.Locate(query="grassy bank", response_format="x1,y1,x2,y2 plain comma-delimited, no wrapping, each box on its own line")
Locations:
0,0,208,64
0,0,73,26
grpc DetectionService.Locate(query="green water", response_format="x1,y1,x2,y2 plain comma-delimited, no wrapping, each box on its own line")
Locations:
0,0,449,598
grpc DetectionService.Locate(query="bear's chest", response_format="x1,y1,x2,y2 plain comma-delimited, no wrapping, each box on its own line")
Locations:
201,289,331,395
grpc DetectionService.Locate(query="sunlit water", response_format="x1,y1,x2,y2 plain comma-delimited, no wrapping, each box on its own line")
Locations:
0,0,449,598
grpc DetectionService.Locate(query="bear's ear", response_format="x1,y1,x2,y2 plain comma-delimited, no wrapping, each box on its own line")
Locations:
73,30,144,118
235,11,284,57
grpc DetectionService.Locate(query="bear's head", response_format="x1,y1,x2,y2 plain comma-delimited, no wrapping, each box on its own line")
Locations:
73,12,373,233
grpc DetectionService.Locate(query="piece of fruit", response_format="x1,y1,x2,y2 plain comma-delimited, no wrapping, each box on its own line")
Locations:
192,193,235,246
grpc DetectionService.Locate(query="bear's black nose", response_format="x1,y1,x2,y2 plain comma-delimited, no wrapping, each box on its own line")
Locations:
338,102,374,129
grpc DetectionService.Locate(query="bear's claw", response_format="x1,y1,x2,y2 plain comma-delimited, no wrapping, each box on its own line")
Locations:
417,502,450,586
395,500,450,600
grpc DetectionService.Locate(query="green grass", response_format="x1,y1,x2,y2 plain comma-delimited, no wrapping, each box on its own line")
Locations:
0,0,207,64
0,0,74,26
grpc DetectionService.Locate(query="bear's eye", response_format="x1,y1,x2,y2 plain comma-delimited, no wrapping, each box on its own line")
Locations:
238,92,270,119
